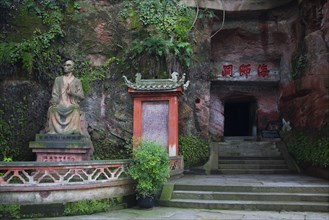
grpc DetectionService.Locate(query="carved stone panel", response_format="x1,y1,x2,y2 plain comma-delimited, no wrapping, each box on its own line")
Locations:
142,101,169,148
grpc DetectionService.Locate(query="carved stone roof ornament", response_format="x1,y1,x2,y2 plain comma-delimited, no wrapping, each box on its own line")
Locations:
123,72,190,91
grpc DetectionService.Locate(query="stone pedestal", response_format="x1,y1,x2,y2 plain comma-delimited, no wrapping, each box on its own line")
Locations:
29,134,93,162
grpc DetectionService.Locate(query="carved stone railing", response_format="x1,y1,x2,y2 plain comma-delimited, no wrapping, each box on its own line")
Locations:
0,157,183,189
0,160,135,204
0,157,183,204
0,160,130,190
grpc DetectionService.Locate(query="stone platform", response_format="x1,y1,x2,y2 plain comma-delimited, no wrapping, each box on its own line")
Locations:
29,134,93,162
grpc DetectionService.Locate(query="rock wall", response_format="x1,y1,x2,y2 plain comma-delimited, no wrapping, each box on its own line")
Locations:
206,1,299,140
0,2,133,160
204,0,328,138
279,0,329,130
209,83,280,139
0,80,50,160
0,0,327,160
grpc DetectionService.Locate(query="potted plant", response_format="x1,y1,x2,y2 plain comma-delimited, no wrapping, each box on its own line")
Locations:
128,140,170,208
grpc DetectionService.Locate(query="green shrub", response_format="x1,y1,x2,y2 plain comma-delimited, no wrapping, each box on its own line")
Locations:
0,198,123,218
282,130,329,168
64,199,110,216
128,140,170,199
179,135,209,168
0,204,21,219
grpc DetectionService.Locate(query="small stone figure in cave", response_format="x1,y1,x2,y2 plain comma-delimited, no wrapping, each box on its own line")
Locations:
46,60,84,134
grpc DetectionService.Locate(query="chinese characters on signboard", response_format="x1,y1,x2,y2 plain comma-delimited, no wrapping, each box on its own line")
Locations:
221,64,269,78
257,64,269,77
239,64,251,78
222,65,233,77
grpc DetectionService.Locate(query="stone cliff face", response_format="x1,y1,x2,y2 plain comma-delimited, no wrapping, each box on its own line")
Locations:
193,0,328,140
0,0,327,160
208,2,298,139
279,0,329,130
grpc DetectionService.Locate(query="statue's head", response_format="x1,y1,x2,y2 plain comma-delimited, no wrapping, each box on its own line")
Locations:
63,60,74,74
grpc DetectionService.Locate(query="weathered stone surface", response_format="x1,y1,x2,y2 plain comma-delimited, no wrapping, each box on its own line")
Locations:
94,19,112,42
322,1,329,47
29,134,93,162
280,75,329,129
278,0,329,130
299,0,324,35
304,31,329,76
209,1,300,85
142,101,169,148
194,94,210,139
210,83,280,139
87,54,107,66
208,98,224,140
182,77,211,139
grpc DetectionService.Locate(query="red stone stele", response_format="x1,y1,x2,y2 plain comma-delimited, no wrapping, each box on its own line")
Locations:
128,87,183,157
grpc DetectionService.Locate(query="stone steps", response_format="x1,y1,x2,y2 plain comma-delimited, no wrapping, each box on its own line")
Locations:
159,183,329,212
216,140,291,174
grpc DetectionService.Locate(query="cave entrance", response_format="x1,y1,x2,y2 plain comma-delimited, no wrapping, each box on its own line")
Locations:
224,100,256,137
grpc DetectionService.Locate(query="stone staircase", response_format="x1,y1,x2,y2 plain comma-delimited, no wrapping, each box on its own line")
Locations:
159,175,329,212
213,140,291,174
159,139,329,212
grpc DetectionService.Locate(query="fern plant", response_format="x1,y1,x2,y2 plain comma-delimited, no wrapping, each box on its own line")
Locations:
120,0,195,69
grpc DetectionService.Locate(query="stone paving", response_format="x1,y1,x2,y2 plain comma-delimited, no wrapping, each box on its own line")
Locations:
37,207,329,220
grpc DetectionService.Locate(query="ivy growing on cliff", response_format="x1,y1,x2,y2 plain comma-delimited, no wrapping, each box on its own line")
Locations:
179,135,209,168
283,129,329,168
0,99,30,161
119,0,196,73
0,1,68,78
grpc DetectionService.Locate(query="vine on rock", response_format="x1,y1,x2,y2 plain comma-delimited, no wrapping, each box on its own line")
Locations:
119,0,196,75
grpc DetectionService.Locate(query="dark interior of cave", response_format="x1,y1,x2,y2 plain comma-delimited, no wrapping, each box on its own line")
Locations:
224,102,255,136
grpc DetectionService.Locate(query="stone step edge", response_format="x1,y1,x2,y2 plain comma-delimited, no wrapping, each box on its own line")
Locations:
29,145,91,149
218,165,288,168
174,185,329,193
167,199,329,206
217,169,290,171
172,190,329,197
212,171,293,175
218,157,284,159
219,140,277,143
218,159,285,164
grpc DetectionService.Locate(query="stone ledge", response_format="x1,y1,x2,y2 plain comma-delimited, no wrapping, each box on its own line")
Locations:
0,181,135,205
180,0,294,11
0,159,131,167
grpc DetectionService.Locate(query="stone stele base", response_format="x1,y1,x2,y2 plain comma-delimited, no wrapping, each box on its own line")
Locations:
29,134,93,162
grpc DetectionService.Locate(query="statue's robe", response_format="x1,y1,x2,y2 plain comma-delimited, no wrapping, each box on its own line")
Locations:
46,75,84,134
